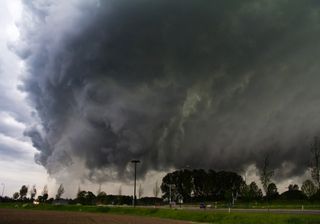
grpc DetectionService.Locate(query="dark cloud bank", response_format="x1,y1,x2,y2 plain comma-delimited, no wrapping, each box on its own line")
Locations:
17,0,320,182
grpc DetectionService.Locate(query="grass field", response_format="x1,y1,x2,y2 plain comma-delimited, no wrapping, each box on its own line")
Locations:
184,200,320,210
1,203,320,224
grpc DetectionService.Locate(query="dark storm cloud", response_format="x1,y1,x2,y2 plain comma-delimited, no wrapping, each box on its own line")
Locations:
17,0,320,181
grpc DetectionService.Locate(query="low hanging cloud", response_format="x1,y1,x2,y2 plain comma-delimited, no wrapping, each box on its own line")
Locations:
16,0,320,183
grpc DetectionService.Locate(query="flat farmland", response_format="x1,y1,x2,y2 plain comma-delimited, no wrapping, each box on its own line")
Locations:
0,208,191,224
1,205,320,224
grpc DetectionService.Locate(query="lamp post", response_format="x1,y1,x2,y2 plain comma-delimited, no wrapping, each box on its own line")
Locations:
131,160,140,207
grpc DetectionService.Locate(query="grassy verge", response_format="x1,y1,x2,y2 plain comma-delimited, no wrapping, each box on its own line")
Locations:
1,203,320,224
182,201,320,210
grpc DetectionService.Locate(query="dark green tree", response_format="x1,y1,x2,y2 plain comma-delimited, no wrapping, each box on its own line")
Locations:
42,185,48,202
249,181,263,200
288,184,299,191
192,169,210,199
280,188,306,200
241,181,263,202
266,183,279,200
301,179,317,198
215,171,244,202
260,155,274,196
240,183,250,202
161,169,193,202
55,184,65,200
207,170,217,197
86,191,96,204
96,191,108,204
13,192,19,200
76,191,96,205
161,169,244,203
19,185,28,200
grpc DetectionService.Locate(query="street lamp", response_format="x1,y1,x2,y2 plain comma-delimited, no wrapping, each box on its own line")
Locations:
131,160,140,207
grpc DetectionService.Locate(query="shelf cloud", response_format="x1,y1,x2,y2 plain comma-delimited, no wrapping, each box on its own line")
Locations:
16,0,320,183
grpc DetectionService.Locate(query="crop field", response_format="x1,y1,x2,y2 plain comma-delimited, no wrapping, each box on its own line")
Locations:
1,204,320,224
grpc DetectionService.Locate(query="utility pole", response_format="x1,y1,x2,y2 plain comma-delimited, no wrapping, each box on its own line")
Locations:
131,160,140,207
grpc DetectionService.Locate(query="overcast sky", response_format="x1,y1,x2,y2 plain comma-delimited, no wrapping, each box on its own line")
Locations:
0,0,52,197
0,0,160,197
1,0,320,198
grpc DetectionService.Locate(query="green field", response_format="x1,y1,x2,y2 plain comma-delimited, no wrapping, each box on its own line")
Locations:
1,203,320,224
183,200,320,210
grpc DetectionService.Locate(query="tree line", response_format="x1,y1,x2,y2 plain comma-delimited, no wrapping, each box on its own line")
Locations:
3,169,320,206
1,137,320,205
161,168,320,204
8,184,64,203
159,137,320,204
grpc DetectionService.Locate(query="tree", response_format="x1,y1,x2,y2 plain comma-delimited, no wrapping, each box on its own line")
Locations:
161,169,243,203
30,185,37,200
192,169,209,198
288,184,299,191
259,155,274,195
249,181,263,200
77,190,87,204
55,184,65,200
240,183,250,202
97,191,107,204
138,184,144,199
301,179,317,198
19,185,28,199
13,192,19,200
42,185,48,202
86,191,96,204
76,190,96,205
43,193,48,201
161,170,193,202
310,136,320,188
207,169,217,198
153,181,160,198
280,189,306,200
215,171,244,203
266,183,279,199
37,195,43,202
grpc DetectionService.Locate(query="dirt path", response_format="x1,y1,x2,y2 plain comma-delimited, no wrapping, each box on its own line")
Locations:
0,208,191,224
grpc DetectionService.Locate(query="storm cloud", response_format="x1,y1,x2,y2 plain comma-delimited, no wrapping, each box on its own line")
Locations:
16,0,320,182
